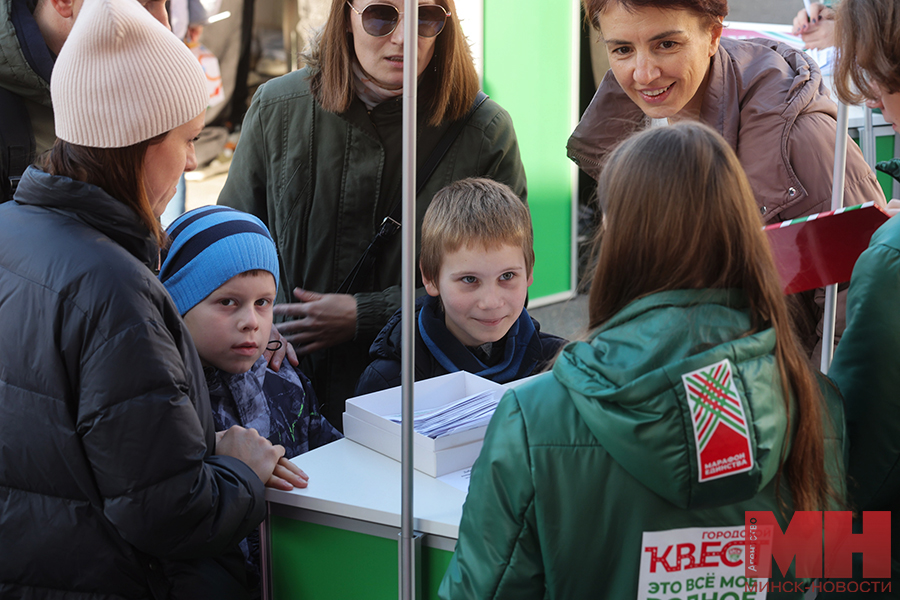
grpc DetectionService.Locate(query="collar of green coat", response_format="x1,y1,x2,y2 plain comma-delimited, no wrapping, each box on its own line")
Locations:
553,289,789,510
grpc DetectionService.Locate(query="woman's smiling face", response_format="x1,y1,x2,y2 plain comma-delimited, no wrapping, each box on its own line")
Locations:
600,3,721,120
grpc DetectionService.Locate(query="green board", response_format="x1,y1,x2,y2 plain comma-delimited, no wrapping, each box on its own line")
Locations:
270,516,454,599
484,0,576,300
875,134,896,199
852,133,895,200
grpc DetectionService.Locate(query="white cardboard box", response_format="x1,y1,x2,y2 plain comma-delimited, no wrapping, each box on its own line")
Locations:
343,372,508,477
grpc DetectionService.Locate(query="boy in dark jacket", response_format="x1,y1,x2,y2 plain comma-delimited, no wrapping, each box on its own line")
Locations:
159,205,342,591
356,178,566,395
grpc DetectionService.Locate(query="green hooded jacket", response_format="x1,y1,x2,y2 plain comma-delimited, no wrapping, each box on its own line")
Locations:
441,289,846,599
829,215,900,587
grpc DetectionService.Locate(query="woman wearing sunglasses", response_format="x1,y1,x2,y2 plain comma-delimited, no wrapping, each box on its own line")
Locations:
218,0,526,426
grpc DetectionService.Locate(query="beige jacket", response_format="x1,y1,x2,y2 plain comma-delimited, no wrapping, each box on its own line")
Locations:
567,37,885,222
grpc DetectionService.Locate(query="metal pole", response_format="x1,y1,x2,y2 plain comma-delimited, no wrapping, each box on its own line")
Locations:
259,504,271,600
820,101,849,374
399,0,417,597
862,106,876,169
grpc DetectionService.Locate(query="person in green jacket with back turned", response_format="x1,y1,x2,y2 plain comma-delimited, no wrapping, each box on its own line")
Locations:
440,122,847,599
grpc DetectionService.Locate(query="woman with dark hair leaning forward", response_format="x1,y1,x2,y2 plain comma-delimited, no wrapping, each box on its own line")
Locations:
217,0,526,426
568,0,885,361
440,123,845,599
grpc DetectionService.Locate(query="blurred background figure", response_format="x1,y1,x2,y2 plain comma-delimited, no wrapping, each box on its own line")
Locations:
0,0,170,203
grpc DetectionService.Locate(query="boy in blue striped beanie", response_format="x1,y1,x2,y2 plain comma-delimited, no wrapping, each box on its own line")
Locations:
160,206,342,592
161,205,281,373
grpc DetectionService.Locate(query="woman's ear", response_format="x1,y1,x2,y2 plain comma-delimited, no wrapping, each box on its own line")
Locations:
709,18,724,57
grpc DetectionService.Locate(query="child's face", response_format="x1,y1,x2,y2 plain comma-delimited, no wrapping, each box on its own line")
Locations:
183,271,277,374
866,80,900,132
422,242,533,347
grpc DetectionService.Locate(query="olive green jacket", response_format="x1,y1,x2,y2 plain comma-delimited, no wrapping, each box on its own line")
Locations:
217,68,526,423
441,289,846,599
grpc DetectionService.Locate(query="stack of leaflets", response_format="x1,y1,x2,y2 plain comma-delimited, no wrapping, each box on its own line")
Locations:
387,390,498,439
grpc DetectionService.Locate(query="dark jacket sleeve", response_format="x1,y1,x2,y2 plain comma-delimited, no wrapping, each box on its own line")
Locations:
216,85,270,232
355,359,400,396
472,102,528,203
79,319,265,559
439,390,545,600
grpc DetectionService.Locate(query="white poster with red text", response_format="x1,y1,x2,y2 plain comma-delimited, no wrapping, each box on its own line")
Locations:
637,525,766,599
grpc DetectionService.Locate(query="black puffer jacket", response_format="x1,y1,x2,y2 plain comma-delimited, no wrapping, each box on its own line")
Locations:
0,167,265,599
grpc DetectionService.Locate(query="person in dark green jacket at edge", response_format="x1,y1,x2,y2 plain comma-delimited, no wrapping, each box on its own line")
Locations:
440,123,847,600
826,0,900,592
216,0,526,428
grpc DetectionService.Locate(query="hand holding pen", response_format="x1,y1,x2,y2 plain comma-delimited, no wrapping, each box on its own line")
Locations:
791,2,836,50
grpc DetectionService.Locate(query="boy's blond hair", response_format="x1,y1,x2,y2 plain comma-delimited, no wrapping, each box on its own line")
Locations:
420,178,533,282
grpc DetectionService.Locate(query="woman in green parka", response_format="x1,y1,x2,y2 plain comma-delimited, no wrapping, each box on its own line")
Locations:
440,122,845,599
217,0,526,426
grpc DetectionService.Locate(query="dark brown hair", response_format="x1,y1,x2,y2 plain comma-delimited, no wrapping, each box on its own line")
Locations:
308,0,479,126
41,135,167,246
589,122,834,512
834,0,900,104
583,0,727,32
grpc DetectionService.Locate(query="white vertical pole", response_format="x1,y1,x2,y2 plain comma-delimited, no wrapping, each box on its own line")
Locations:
862,106,876,168
820,101,849,374
399,0,417,597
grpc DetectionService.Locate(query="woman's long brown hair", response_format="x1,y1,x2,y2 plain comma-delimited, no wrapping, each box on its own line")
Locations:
309,0,479,125
589,122,834,512
41,136,166,247
833,0,900,104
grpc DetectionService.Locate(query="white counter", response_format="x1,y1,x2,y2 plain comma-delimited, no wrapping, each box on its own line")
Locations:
266,438,468,540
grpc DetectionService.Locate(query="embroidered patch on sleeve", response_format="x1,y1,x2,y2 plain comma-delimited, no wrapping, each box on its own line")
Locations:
682,359,754,482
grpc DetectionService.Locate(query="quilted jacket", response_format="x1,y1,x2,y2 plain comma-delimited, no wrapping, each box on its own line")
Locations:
441,289,846,599
0,167,265,598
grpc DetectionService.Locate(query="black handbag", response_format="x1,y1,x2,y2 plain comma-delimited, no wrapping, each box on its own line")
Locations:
337,91,489,295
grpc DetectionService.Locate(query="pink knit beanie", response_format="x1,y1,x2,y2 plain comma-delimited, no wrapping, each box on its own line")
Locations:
51,0,208,148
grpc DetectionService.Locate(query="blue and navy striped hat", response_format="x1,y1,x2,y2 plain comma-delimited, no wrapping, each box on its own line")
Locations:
159,206,279,315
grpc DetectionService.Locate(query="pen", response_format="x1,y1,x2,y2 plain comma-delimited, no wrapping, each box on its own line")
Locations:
802,0,814,19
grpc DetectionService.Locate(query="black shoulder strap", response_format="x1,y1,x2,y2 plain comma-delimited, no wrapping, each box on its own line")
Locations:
337,91,489,295
0,86,36,203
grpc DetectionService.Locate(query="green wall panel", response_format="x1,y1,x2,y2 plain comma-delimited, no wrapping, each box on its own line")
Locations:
270,516,454,599
484,0,575,299
875,134,895,199
271,517,397,599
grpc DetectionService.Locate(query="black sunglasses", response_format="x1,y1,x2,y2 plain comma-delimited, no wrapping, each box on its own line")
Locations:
346,2,450,38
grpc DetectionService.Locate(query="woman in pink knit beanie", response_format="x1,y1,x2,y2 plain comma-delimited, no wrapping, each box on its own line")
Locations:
0,0,305,597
